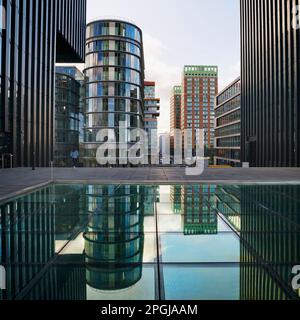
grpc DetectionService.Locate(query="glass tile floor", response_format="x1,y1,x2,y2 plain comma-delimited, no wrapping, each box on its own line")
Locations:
0,184,299,300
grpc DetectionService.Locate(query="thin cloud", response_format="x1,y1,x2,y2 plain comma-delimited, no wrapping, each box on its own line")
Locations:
219,61,240,91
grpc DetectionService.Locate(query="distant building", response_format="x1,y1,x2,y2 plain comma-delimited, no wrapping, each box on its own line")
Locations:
181,66,218,153
55,67,84,167
170,86,182,135
56,66,84,81
144,82,160,162
56,66,86,161
159,132,171,164
170,86,182,159
214,77,241,167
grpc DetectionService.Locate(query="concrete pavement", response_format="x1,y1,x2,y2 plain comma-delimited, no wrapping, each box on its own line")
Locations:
1,167,300,202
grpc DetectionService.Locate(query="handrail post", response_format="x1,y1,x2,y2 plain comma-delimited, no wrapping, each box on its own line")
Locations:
50,161,54,181
1,153,13,169
32,151,35,171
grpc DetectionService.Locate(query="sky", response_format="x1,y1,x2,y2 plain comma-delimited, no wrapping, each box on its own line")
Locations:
86,0,240,133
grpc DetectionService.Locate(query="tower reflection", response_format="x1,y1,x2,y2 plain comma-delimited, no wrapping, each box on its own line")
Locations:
182,185,217,235
215,185,241,231
170,186,182,215
1,183,299,300
239,185,300,300
0,185,87,300
170,185,218,235
84,185,146,291
215,185,300,300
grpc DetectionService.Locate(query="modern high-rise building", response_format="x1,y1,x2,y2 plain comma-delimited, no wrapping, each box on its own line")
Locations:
144,81,160,162
181,66,218,153
0,0,86,167
84,19,145,166
214,77,241,167
170,85,182,160
170,85,182,135
240,0,300,167
55,67,84,167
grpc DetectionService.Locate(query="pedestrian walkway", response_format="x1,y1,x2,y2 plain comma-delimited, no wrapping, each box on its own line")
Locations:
1,167,300,202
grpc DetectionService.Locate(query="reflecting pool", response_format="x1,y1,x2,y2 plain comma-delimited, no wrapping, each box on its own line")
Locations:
0,184,299,300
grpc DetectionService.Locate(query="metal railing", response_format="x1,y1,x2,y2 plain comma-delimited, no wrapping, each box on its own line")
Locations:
1,153,13,169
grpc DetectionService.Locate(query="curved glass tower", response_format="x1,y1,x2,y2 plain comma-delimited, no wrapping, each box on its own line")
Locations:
84,20,145,166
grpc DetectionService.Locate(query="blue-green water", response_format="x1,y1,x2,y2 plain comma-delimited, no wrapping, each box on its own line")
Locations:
0,184,299,300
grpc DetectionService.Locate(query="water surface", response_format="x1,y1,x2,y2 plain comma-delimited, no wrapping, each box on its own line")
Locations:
0,184,299,300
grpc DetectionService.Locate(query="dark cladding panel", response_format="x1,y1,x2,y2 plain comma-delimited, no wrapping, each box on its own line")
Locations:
56,0,86,63
240,0,300,167
0,0,86,167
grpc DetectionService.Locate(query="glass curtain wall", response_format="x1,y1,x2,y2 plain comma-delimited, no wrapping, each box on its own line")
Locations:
83,20,145,166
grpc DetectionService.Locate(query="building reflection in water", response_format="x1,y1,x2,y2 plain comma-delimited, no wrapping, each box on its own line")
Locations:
238,185,300,300
170,185,217,235
0,185,87,300
84,185,145,291
0,184,299,300
170,186,182,214
0,184,158,300
215,185,241,231
0,186,55,300
215,185,300,300
181,185,217,235
55,185,88,248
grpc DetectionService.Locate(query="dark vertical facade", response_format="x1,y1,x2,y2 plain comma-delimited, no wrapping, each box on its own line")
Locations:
56,0,86,63
0,0,86,168
241,0,300,167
